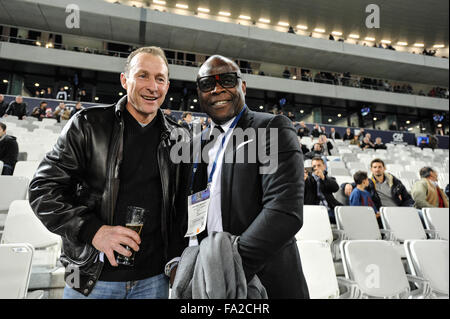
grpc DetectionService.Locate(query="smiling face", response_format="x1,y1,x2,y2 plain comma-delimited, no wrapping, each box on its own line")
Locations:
197,56,246,125
120,52,170,124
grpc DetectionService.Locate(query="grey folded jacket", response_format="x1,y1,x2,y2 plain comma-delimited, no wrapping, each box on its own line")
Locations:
171,231,268,299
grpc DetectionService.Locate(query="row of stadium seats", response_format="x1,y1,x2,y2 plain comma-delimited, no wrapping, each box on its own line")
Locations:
296,205,448,298
0,201,447,298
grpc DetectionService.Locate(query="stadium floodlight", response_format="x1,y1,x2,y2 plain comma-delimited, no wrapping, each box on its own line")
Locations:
153,0,166,5
219,11,231,17
297,25,308,30
433,44,445,48
365,37,376,41
414,43,424,47
259,18,271,23
397,42,408,46
381,39,391,44
176,3,189,9
197,7,210,13
278,22,289,27
349,34,360,39
332,31,343,36
314,28,326,33
239,15,251,20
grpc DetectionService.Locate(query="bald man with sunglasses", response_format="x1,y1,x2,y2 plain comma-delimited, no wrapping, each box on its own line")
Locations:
178,55,309,299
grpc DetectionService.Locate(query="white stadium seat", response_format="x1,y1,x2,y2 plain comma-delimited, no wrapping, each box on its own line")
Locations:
422,208,449,241
404,240,449,298
13,161,41,181
380,207,434,242
296,205,333,244
340,240,432,298
0,176,29,212
1,200,62,269
0,243,43,299
297,240,357,299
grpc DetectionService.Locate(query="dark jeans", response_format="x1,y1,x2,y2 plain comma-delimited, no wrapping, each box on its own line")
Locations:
63,273,169,299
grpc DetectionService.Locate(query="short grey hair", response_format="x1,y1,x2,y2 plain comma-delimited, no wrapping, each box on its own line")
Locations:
124,46,169,77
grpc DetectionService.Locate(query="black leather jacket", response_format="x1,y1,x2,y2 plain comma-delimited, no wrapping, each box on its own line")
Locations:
28,96,190,296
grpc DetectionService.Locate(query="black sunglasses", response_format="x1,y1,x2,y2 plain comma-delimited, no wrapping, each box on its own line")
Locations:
197,72,241,92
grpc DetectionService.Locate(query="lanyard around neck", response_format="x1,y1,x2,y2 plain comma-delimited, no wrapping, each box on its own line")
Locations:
190,105,247,191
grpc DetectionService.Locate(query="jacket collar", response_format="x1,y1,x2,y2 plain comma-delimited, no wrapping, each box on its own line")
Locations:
370,172,394,187
114,95,180,141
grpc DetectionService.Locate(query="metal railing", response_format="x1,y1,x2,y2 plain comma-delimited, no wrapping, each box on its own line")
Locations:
1,35,448,99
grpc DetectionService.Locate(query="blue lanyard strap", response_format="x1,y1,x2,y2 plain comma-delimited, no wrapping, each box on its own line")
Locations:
190,105,247,191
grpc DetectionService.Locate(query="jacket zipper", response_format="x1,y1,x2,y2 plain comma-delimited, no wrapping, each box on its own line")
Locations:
108,120,124,224
158,141,168,261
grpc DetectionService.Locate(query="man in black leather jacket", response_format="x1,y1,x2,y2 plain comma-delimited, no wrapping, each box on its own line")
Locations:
28,47,190,298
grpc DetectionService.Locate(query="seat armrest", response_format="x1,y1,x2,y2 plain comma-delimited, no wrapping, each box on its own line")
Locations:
337,277,361,299
424,229,440,240
407,275,432,299
332,229,346,241
380,229,396,241
331,230,346,261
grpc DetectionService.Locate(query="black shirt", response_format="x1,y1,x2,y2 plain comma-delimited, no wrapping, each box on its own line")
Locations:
99,108,164,282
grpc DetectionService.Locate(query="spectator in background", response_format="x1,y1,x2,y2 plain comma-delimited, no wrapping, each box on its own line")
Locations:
0,94,7,117
429,134,438,150
288,26,296,34
360,136,375,150
287,111,295,122
180,111,193,133
311,123,321,137
342,127,354,141
34,90,41,98
298,140,310,155
320,126,327,135
71,102,84,118
53,102,72,122
282,67,291,79
78,89,90,102
373,137,387,150
349,135,360,146
304,143,325,160
0,122,19,175
388,121,398,131
304,157,342,223
328,34,335,41
342,158,414,212
329,127,341,140
31,101,48,121
318,134,334,156
296,121,310,138
356,128,365,141
5,96,27,120
56,87,68,101
42,87,54,99
350,171,379,222
412,167,448,209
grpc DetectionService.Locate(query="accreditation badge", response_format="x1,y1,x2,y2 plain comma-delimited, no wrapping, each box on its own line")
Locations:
184,186,210,237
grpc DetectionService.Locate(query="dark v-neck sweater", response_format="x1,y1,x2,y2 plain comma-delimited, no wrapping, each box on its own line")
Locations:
99,108,164,281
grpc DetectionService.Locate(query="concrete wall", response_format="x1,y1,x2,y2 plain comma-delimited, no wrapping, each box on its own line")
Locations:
0,41,448,113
